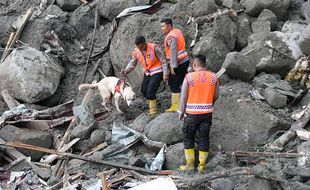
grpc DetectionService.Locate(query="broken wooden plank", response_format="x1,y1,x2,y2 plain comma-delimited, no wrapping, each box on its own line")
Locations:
0,141,159,174
269,103,310,151
0,138,50,180
58,118,76,149
50,172,84,190
97,173,110,190
83,142,108,157
80,0,88,4
1,89,20,109
233,151,306,158
1,8,34,62
41,138,80,164
36,100,74,118
0,32,15,63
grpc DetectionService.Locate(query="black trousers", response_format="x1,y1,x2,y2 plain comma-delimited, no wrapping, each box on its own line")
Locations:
182,113,212,151
141,72,163,100
169,61,189,93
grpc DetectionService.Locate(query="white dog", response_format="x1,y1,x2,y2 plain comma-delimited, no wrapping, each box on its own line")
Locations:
78,77,136,113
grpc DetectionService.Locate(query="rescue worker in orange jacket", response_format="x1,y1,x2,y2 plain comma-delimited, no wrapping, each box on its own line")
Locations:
178,54,219,173
160,18,190,112
121,35,168,115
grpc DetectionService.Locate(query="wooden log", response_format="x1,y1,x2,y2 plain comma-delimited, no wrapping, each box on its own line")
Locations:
269,103,310,151
1,89,20,109
0,141,159,174
0,32,15,63
36,100,74,118
49,172,84,190
97,173,110,190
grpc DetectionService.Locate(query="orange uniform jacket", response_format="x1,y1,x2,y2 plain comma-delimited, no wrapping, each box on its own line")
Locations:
185,71,217,114
132,43,163,76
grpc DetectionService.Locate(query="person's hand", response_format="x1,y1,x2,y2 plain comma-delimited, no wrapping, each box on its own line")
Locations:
178,113,184,121
171,68,176,75
163,74,169,81
121,69,127,75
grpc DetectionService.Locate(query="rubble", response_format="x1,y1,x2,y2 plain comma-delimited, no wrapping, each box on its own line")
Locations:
264,87,288,108
257,9,278,31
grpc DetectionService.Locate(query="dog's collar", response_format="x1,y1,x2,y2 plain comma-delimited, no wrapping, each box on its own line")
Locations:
115,79,125,95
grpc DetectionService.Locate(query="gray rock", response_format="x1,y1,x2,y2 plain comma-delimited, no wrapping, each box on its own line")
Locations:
241,32,296,77
90,129,106,145
0,125,52,161
257,9,278,31
240,0,290,19
211,178,234,190
0,47,64,103
251,20,271,33
129,156,146,167
299,91,310,106
99,52,114,77
193,34,230,72
234,13,252,50
214,15,237,51
98,0,149,21
214,0,223,6
298,25,310,56
302,1,310,24
212,82,290,151
189,0,218,17
130,113,153,133
248,177,272,190
145,113,183,145
253,73,281,88
74,139,93,152
264,87,288,108
39,5,68,20
222,52,256,82
0,16,17,47
47,176,61,186
223,0,241,9
69,5,96,38
298,141,310,166
71,124,96,140
165,143,185,170
56,0,81,11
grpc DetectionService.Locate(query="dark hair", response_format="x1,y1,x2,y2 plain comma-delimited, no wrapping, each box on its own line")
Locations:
134,35,146,45
193,54,206,67
160,18,173,27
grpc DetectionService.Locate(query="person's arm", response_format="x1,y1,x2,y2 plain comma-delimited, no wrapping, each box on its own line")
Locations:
122,54,138,74
154,46,169,78
168,37,178,75
178,78,189,120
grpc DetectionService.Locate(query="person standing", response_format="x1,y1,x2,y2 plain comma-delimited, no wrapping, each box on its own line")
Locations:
121,35,168,115
178,54,219,173
160,18,190,112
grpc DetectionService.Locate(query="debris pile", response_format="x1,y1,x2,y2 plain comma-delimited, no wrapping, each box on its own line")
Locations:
1,0,310,189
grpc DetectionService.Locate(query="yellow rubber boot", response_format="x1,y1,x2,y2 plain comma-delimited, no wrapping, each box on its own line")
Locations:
148,99,157,116
180,149,195,172
197,151,209,173
165,93,179,112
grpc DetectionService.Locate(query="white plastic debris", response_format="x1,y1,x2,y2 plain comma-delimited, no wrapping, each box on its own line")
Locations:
129,177,177,190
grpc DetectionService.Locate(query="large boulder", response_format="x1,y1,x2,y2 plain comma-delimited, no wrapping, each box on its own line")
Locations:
189,0,218,17
214,15,237,51
0,125,52,161
0,47,64,103
302,1,310,24
69,5,96,38
165,143,185,170
193,34,230,72
264,87,287,109
241,32,301,77
98,0,149,21
144,113,183,145
234,13,252,50
211,82,291,151
257,9,278,31
222,52,256,82
298,25,310,56
56,0,81,11
129,113,153,133
240,0,290,20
